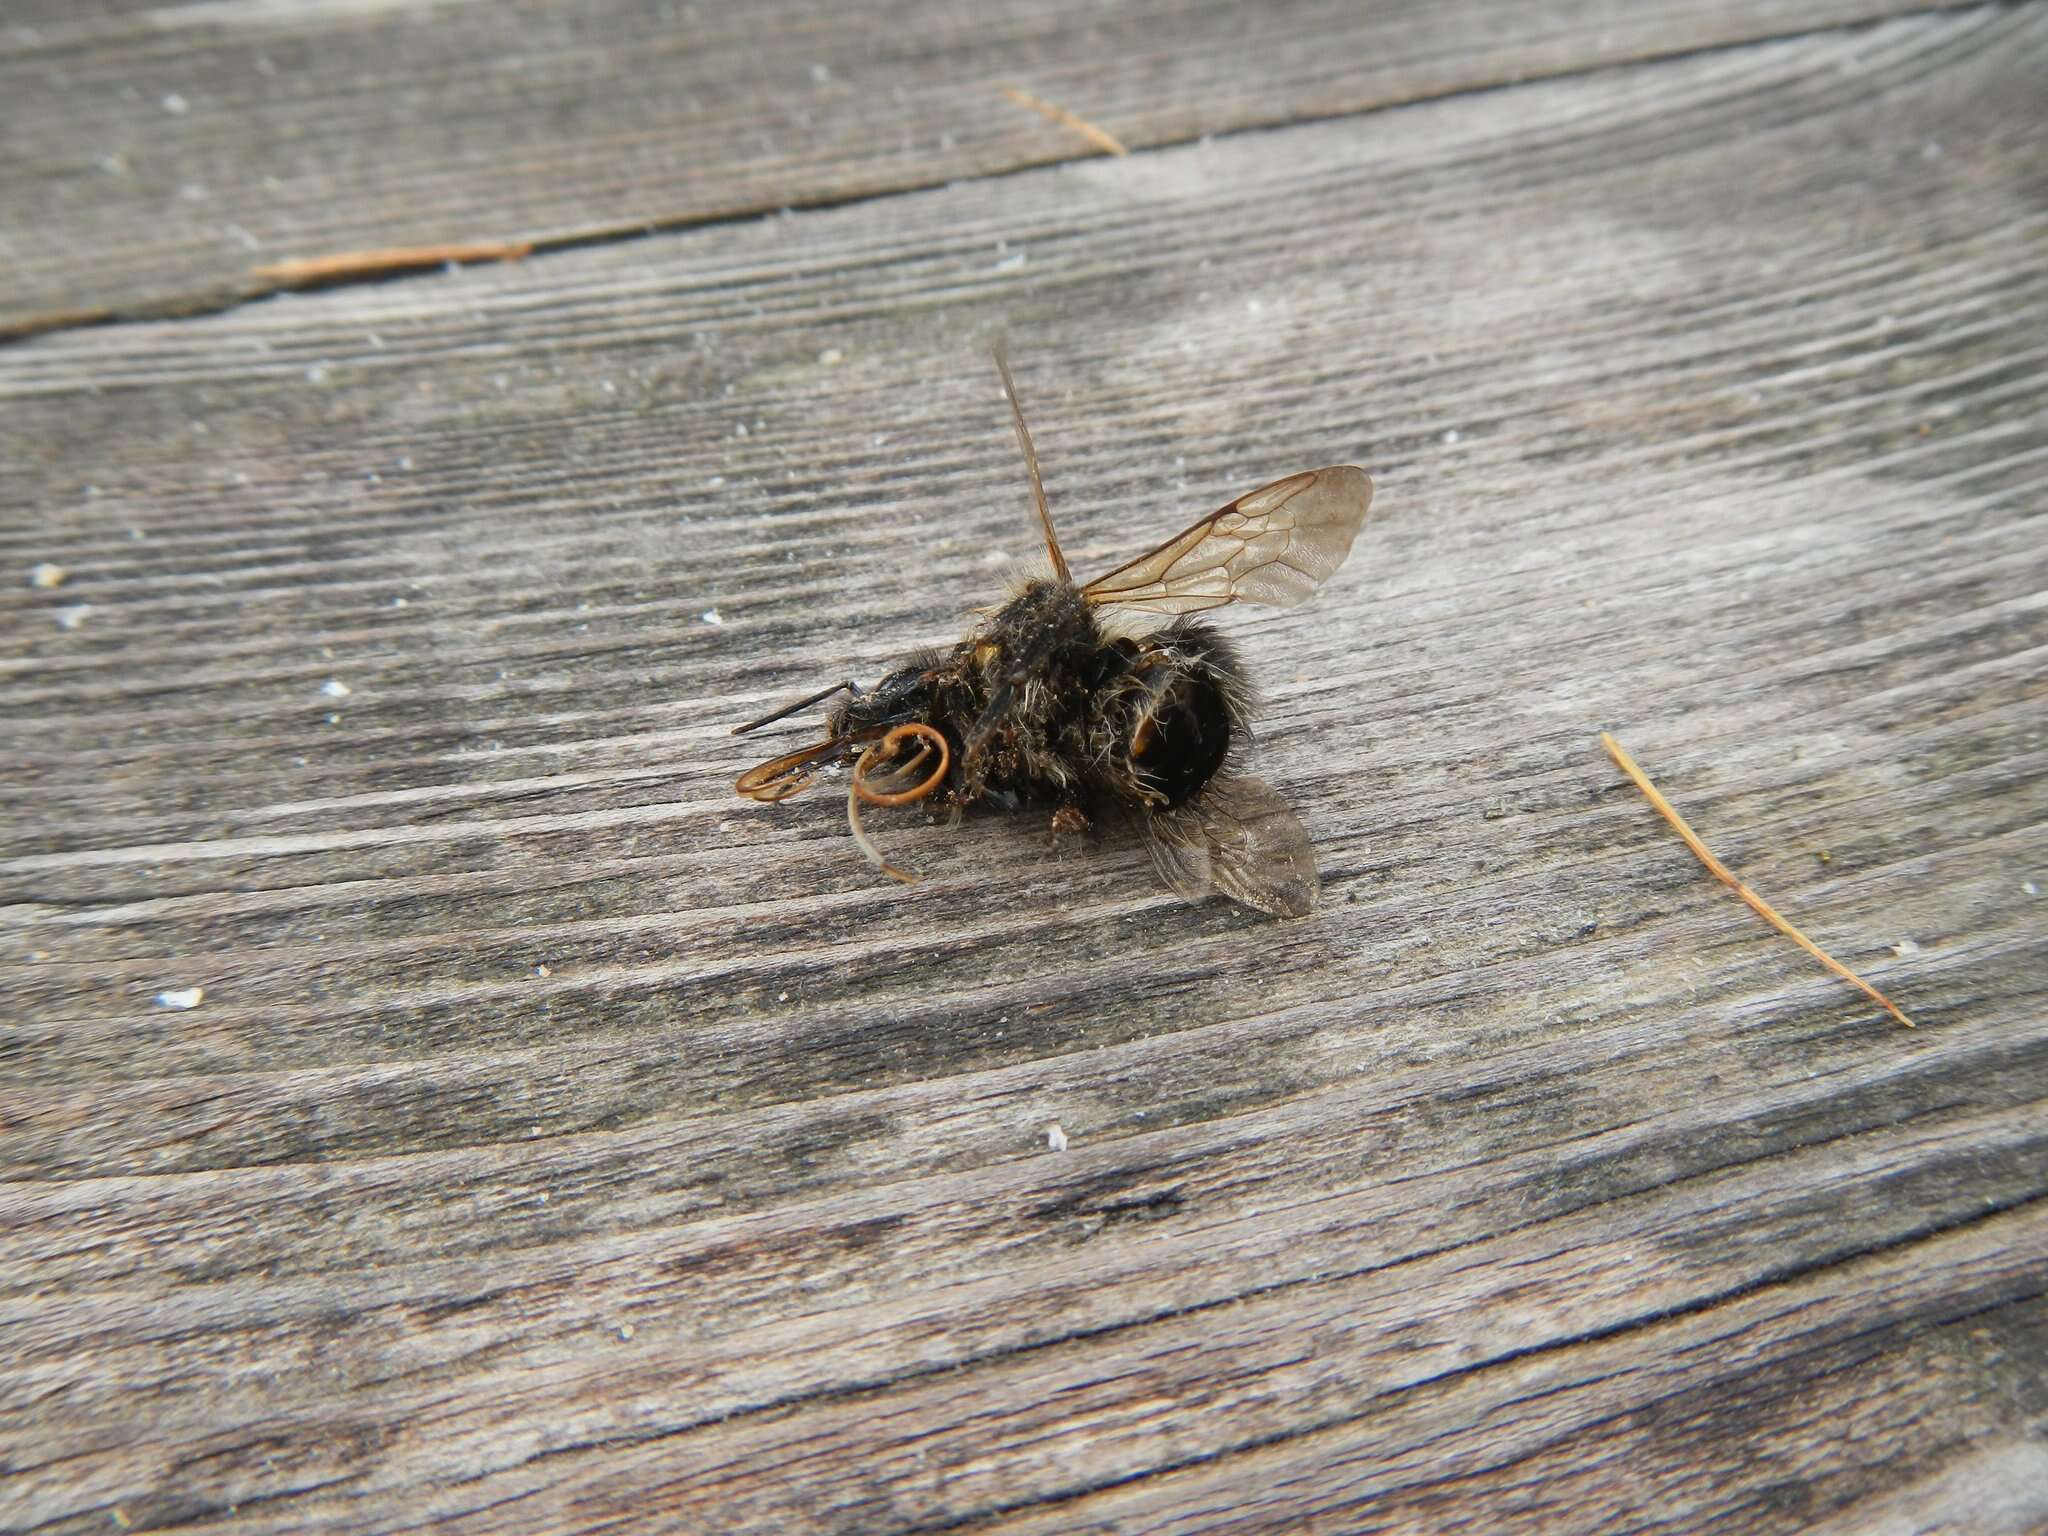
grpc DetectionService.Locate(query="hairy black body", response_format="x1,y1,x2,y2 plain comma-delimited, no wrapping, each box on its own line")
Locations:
830,579,1251,823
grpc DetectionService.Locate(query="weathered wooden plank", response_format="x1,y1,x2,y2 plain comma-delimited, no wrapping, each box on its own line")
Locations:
7,1026,2041,1527
0,0,1979,334
3,3,2046,1532
980,1226,2048,1535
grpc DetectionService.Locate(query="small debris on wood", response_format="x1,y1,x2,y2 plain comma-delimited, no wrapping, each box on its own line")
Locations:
154,986,205,1010
1046,1123,1069,1152
1599,731,1915,1029
29,562,67,589
251,240,533,289
1000,86,1129,157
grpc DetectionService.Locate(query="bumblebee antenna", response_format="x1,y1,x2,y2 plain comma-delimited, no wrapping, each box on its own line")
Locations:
731,679,857,736
991,340,1072,585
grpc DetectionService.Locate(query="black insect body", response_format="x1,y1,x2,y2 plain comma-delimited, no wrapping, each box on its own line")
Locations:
734,352,1373,917
833,588,1246,816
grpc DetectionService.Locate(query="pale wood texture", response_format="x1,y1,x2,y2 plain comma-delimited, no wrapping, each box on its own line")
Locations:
0,0,1979,334
4,2,2047,1532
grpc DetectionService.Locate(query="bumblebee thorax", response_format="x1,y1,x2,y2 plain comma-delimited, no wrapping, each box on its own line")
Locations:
979,578,1097,658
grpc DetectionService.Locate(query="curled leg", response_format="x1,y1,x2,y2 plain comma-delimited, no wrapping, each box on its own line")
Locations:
736,727,883,802
845,723,952,883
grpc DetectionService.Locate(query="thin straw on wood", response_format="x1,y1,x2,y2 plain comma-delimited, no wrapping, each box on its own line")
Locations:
1600,731,1915,1028
1000,86,1130,156
252,241,533,286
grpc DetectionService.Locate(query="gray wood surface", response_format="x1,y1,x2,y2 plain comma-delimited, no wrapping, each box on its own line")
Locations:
4,1,2046,1532
0,0,1979,335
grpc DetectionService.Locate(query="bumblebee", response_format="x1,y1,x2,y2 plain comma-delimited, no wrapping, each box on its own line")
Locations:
734,350,1372,917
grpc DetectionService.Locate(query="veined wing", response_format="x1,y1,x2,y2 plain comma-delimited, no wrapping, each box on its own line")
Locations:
1082,465,1372,615
1145,775,1319,918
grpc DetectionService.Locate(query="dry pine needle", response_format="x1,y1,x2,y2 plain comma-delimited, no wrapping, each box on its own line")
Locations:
1601,731,1915,1028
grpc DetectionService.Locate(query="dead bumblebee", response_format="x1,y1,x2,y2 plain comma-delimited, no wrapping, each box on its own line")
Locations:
733,350,1372,917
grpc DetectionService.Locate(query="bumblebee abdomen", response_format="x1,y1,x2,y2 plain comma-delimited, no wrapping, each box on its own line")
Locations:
1103,619,1250,811
1130,668,1233,807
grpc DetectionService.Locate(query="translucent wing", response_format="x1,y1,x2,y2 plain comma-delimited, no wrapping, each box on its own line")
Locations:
1082,466,1372,615
1145,775,1319,918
